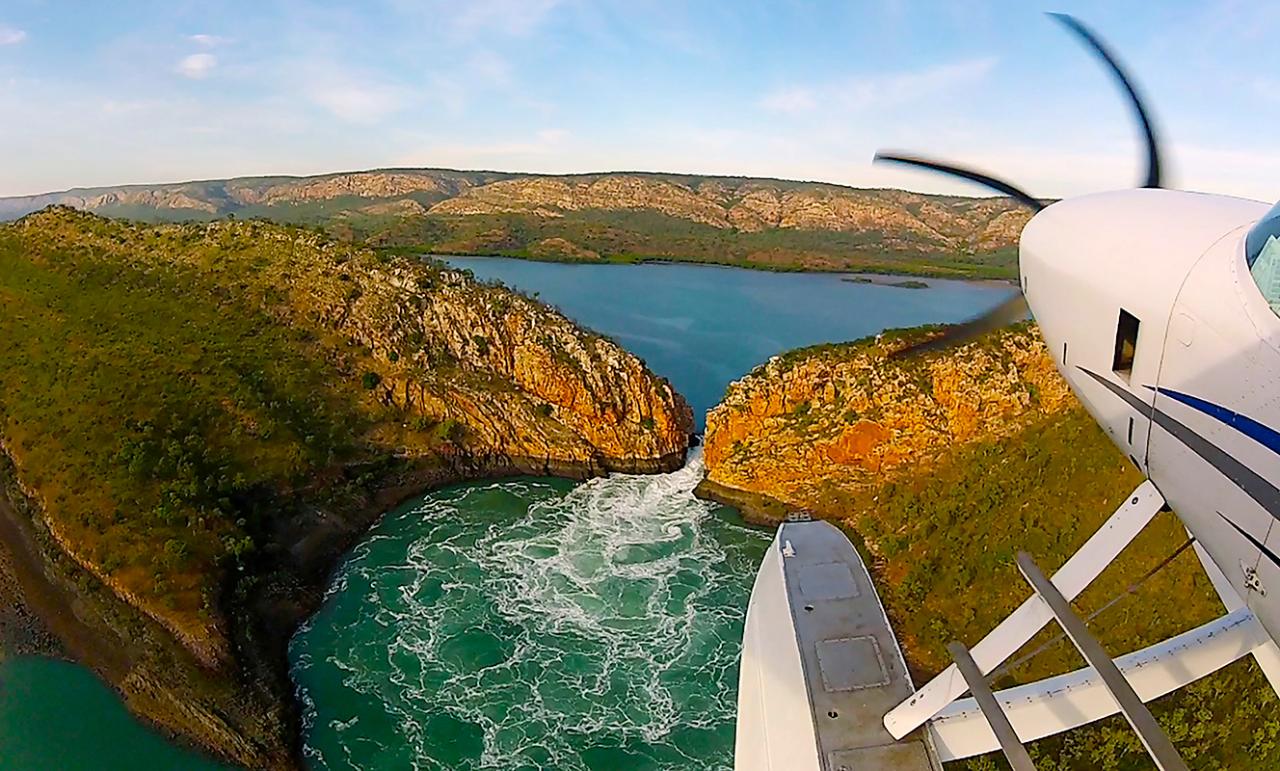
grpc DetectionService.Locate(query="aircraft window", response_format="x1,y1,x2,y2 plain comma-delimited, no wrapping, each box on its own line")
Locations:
1113,309,1139,380
1246,202,1280,316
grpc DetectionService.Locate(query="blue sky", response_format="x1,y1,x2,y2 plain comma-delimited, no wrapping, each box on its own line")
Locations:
1,1,1278,200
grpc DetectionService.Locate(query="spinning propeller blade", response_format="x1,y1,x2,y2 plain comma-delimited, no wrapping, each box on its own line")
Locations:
888,293,1030,359
873,13,1164,359
1049,13,1163,189
874,153,1044,213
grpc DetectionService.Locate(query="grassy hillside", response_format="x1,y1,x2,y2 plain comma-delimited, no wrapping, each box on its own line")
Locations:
859,408,1279,770
0,213,374,644
0,169,1029,279
702,325,1280,769
372,210,1021,279
0,207,692,766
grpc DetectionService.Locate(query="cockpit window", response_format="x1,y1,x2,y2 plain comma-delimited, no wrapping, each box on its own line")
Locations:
1246,201,1280,316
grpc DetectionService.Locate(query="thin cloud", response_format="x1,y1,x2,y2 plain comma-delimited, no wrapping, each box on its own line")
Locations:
307,80,409,124
0,26,26,45
188,34,230,48
397,128,572,167
760,56,998,114
449,0,564,37
467,49,512,87
176,53,217,79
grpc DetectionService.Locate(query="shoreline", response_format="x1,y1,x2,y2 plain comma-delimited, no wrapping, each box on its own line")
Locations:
0,444,689,770
693,476,796,526
401,248,1021,285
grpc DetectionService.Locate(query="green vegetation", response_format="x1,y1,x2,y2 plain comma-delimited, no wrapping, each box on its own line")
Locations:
713,322,1278,767
376,212,1019,280
0,208,406,634
841,405,1279,768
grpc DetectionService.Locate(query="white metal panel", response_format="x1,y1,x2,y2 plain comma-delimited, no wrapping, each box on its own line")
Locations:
735,532,822,771
928,608,1268,761
1193,539,1280,696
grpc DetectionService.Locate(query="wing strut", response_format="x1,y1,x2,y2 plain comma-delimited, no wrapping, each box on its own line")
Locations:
928,606,1268,760
1016,552,1189,771
946,642,1036,771
885,480,1166,738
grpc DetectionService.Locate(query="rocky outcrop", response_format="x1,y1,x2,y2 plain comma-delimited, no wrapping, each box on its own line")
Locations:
357,198,428,217
232,172,464,205
697,325,1280,768
305,259,692,473
429,175,1029,250
527,236,600,261
430,176,732,227
700,324,1071,522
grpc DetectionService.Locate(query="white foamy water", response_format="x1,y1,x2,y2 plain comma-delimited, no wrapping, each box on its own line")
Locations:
292,451,770,771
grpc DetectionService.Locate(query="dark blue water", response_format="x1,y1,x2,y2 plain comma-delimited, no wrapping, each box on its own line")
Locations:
446,258,1014,425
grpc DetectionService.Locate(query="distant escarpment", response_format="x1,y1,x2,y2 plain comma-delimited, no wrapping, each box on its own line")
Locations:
0,207,691,769
0,168,1030,278
698,324,1279,767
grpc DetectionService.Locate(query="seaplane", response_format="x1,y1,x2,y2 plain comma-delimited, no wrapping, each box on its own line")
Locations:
735,14,1280,771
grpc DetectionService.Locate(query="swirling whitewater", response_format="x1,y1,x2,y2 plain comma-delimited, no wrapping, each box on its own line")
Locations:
292,451,770,770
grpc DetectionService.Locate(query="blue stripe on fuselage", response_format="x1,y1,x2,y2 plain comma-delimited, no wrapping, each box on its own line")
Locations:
1152,387,1280,458
1078,368,1280,522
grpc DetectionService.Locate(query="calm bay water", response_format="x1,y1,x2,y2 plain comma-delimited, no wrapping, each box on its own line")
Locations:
0,258,1011,769
443,259,1013,425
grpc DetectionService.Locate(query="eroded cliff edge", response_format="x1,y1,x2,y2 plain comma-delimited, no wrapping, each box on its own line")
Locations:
699,324,1073,522
0,207,692,768
697,323,1280,767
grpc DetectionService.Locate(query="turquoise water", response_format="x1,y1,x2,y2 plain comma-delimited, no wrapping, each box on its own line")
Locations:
0,259,1011,769
0,656,230,770
292,456,767,770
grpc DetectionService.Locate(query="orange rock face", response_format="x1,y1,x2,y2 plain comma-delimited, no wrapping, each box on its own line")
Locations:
702,325,1073,518
318,262,694,473
822,420,893,467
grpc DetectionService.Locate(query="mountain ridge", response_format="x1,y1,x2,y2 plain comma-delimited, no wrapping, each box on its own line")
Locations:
1,166,1014,208
0,167,1031,278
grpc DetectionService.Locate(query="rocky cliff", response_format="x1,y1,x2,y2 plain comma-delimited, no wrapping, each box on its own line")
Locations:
701,324,1072,515
0,169,1030,278
0,207,692,768
429,175,1028,250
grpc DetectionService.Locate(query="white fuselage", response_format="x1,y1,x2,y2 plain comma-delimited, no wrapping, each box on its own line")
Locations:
1020,189,1280,641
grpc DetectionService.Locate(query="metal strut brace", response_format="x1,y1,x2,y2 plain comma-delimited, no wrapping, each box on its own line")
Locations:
1017,552,1188,771
946,642,1036,771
